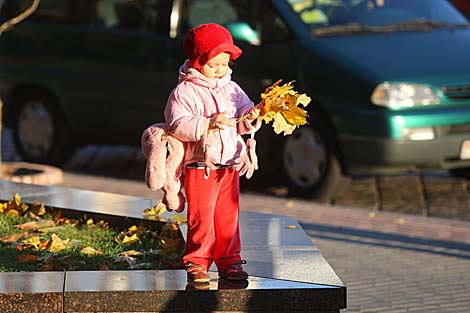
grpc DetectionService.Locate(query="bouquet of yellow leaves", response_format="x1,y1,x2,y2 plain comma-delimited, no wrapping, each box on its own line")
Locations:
258,79,311,135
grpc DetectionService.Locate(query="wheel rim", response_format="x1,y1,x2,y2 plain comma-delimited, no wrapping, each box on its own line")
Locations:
283,127,327,188
18,100,54,158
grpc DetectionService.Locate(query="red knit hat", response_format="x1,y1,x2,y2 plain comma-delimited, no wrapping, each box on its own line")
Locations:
183,23,243,69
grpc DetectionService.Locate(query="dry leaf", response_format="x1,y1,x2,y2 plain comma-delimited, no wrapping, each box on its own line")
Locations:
395,218,405,225
14,193,21,206
143,201,166,216
113,255,136,267
7,209,19,216
285,225,298,229
122,234,139,245
17,254,37,263
39,264,55,271
1,232,28,243
170,215,187,224
259,80,311,136
22,236,42,249
128,225,138,232
49,234,68,252
80,246,102,256
38,254,55,264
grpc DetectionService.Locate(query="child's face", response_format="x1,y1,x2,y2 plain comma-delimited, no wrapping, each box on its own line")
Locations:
200,52,230,79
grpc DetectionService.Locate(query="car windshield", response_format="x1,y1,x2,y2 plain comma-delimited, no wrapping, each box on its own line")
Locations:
286,0,470,36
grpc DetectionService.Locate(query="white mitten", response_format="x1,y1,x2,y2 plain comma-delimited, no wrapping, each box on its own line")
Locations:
235,138,258,179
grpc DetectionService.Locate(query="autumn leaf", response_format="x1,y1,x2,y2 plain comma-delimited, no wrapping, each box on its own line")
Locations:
113,255,136,267
15,220,55,231
80,246,102,256
39,263,55,271
48,234,69,252
17,254,38,263
1,232,28,243
143,201,167,216
128,225,138,232
122,234,139,245
38,253,55,264
169,215,187,224
258,80,311,136
22,236,42,249
14,193,21,206
7,209,19,216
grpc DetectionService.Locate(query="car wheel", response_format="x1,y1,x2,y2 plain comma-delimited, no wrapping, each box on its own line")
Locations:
12,91,74,165
282,123,349,202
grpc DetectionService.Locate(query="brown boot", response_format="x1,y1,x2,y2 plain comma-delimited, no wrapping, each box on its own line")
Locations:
185,262,210,283
219,260,248,281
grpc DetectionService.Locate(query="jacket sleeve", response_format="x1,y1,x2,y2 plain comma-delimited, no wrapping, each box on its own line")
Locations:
164,86,210,142
232,82,261,135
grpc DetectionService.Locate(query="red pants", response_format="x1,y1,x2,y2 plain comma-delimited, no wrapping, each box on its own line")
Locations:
182,166,241,273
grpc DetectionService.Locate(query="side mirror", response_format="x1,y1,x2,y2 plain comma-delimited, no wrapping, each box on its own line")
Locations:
224,22,260,46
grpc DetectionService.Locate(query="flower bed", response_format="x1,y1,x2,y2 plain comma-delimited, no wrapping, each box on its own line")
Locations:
0,194,184,272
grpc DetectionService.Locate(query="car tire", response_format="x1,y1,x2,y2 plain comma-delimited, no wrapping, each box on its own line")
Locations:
281,120,349,202
12,90,74,165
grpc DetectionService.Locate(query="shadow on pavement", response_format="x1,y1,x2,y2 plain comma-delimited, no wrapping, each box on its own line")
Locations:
303,222,470,260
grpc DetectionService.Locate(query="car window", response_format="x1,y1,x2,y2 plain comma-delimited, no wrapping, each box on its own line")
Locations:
180,0,292,44
286,0,469,29
259,1,293,42
181,0,256,32
78,0,171,34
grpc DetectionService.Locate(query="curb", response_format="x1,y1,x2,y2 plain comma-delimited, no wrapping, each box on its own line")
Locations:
0,162,63,185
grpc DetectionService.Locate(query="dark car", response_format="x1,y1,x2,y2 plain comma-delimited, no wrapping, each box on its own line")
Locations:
2,0,470,201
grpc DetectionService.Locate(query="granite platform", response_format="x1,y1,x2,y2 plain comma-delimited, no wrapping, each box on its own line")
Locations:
0,180,346,312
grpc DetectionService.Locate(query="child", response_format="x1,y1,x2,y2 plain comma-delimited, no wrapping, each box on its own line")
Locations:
164,23,260,283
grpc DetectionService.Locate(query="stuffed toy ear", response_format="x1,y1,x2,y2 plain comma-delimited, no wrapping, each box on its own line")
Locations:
162,136,186,212
141,123,168,190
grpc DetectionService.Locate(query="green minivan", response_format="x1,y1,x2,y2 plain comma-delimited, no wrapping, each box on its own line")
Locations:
1,0,470,201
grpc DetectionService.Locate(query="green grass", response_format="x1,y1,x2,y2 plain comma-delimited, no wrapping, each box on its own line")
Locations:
0,211,184,272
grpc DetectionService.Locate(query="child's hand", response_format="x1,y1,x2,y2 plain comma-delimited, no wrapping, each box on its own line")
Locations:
246,105,261,121
209,112,233,130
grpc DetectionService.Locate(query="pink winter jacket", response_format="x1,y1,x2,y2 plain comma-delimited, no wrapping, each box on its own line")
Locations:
164,61,257,166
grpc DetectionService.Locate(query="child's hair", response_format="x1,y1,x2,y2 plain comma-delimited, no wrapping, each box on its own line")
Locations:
183,23,243,69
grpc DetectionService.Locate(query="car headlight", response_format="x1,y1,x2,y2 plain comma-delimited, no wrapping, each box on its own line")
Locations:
371,82,440,108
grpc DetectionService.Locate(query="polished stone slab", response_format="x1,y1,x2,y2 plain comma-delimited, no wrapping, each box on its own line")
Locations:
0,180,156,219
237,211,344,286
0,180,346,312
64,271,343,313
0,272,64,313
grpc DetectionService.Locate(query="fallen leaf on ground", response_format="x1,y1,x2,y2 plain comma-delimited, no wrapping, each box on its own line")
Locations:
169,215,187,224
121,234,139,245
1,232,28,243
49,234,69,252
285,225,298,229
17,254,37,263
80,246,102,256
143,201,166,216
22,236,42,249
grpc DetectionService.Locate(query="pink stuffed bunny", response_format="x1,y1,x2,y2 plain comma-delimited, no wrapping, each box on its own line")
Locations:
141,123,186,212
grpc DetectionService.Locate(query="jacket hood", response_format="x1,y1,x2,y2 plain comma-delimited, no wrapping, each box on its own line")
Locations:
178,60,233,89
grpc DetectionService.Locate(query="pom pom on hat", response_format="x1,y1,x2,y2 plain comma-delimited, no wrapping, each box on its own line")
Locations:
183,23,242,69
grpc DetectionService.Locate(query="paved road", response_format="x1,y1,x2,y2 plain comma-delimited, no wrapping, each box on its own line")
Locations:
2,129,470,312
